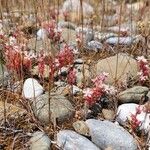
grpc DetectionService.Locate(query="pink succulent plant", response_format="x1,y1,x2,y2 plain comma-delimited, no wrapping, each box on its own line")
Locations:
137,56,150,83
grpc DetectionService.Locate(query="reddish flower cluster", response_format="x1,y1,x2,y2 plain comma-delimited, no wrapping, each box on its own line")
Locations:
57,44,74,68
44,20,62,43
137,56,150,82
83,72,116,105
91,72,109,87
38,51,45,78
130,106,142,130
67,68,76,85
4,44,31,76
83,72,108,105
83,87,103,105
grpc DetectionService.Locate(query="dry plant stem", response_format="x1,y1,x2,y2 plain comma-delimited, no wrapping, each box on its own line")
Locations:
80,0,87,119
146,130,150,149
132,132,142,150
115,1,123,85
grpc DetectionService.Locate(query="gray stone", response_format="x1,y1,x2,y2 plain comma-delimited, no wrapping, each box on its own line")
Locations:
95,53,138,84
105,37,135,45
73,120,90,136
147,91,150,100
86,119,138,150
118,86,149,103
29,131,51,150
57,130,100,150
62,28,76,43
32,92,74,124
86,41,103,52
85,31,94,43
58,21,76,30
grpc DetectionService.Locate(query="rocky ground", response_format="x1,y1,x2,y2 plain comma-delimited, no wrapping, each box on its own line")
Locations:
0,0,150,150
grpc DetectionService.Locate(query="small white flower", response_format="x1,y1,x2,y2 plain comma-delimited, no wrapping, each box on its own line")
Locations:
137,56,147,63
102,84,117,95
9,36,17,45
83,88,93,98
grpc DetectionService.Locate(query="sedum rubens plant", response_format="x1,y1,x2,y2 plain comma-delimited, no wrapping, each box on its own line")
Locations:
3,35,33,78
83,72,117,105
130,104,150,132
57,44,74,68
130,106,142,131
137,56,150,83
37,44,74,79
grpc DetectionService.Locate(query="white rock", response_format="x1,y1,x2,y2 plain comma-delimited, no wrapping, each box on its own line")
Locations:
57,130,100,150
116,103,150,133
72,85,82,95
22,78,44,99
29,131,51,150
37,28,48,40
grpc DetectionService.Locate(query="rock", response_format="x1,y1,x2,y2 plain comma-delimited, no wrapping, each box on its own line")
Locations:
76,27,93,34
147,91,150,100
118,86,149,103
57,130,100,150
73,120,90,136
62,0,94,22
102,109,115,120
37,28,48,40
116,103,150,132
86,41,103,52
0,101,27,121
62,28,76,43
75,64,90,87
103,14,119,27
108,21,137,35
86,119,138,150
76,27,94,43
116,103,139,124
85,31,94,43
96,53,138,84
74,58,84,64
22,78,44,99
105,37,135,45
7,81,22,93
32,92,74,124
72,85,82,95
29,131,51,150
58,21,76,30
53,82,82,96
0,65,9,87
95,32,117,42
27,38,57,55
